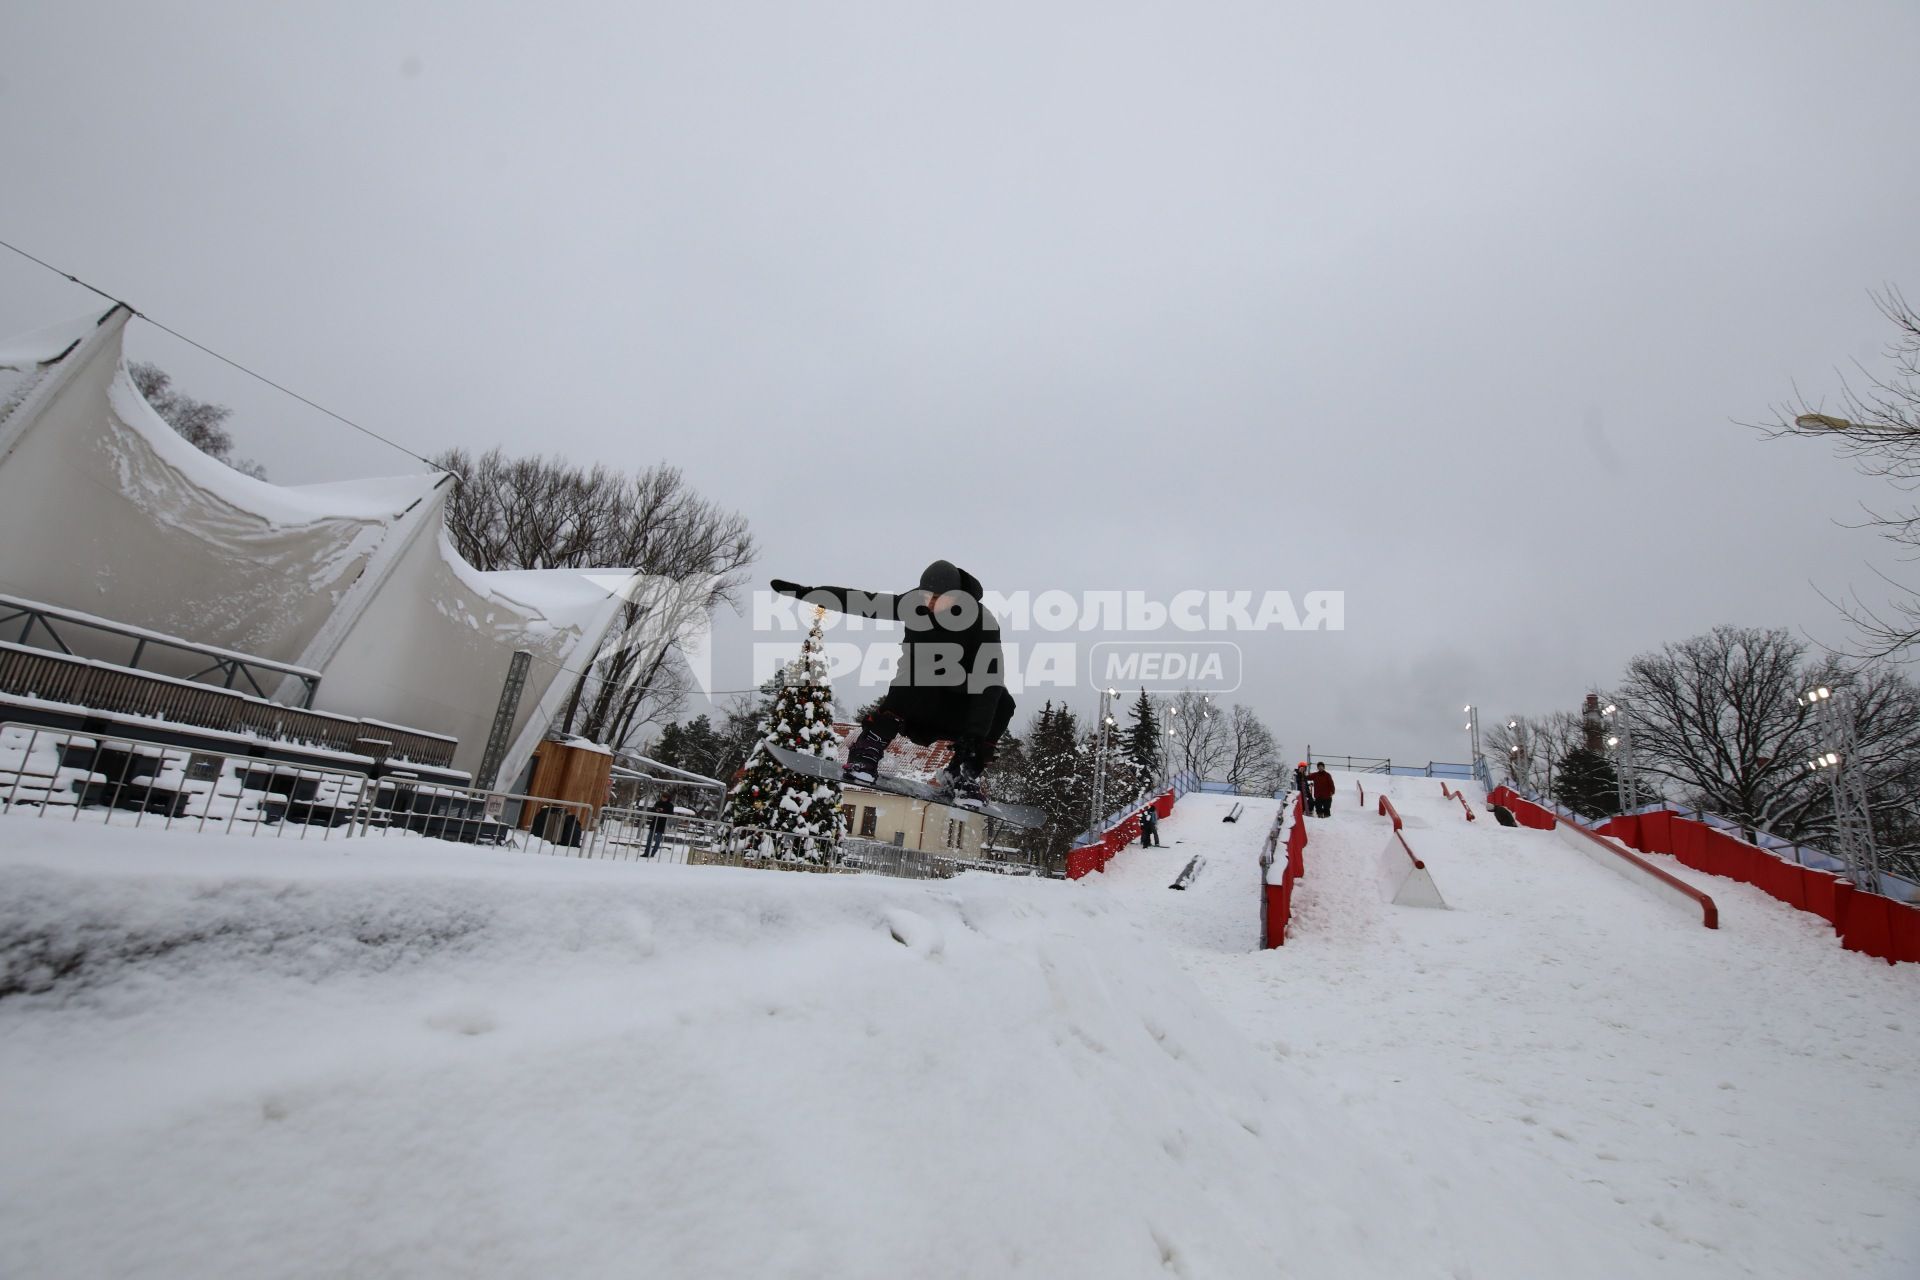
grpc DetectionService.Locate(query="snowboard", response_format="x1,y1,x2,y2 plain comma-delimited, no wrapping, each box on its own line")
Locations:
763,742,1046,830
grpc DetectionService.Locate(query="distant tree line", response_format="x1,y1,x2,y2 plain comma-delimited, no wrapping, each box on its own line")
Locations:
1486,624,1920,879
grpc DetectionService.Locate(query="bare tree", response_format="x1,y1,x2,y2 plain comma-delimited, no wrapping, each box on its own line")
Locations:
435,448,756,748
130,362,267,479
1165,689,1229,782
1758,287,1920,656
1483,710,1590,798
1222,703,1285,795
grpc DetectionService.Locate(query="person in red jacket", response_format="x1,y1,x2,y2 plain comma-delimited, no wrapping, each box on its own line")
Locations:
1308,763,1336,818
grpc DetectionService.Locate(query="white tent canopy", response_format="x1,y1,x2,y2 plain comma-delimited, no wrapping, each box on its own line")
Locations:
0,306,635,783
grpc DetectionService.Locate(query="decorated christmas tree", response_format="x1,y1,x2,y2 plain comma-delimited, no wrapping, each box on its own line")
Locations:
725,611,846,862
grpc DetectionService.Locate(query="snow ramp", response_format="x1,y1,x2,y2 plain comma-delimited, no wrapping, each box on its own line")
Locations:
1181,773,1920,1280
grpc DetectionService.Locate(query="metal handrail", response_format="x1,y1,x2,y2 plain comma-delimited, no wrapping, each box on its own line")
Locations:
0,593,323,706
0,644,459,769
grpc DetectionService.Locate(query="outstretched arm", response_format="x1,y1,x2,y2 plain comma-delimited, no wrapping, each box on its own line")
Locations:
770,579,902,621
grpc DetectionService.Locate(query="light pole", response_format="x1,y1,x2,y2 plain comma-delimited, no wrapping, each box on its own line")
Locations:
1596,697,1640,813
1800,683,1882,893
1463,704,1484,788
1090,687,1118,830
1503,717,1528,790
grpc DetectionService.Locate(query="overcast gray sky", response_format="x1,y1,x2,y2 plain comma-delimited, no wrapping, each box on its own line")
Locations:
4,1,1916,763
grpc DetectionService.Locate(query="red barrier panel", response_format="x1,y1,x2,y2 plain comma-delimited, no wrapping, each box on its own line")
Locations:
1265,794,1308,947
1287,799,1308,879
1753,852,1808,911
1840,892,1895,960
1669,816,1708,871
1891,903,1920,964
1265,881,1292,943
1803,871,1848,926
1488,785,1555,830
1603,810,1919,964
1067,787,1176,879
1638,809,1672,854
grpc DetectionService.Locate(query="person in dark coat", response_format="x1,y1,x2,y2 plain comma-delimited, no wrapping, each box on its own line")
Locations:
1139,804,1160,847
1309,763,1336,818
1294,762,1311,812
643,792,673,858
771,560,1015,808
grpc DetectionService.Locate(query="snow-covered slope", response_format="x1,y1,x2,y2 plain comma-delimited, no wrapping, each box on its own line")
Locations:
1131,781,1920,1280
3,783,1916,1280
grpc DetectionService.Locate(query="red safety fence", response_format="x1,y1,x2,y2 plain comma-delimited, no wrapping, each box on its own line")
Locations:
1598,810,1920,964
1066,786,1178,879
1487,785,1556,830
1263,793,1309,948
1440,781,1477,821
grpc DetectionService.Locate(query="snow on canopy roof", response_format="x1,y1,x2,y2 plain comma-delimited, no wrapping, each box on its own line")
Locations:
104,365,446,527
0,308,109,369
0,305,640,785
0,308,115,430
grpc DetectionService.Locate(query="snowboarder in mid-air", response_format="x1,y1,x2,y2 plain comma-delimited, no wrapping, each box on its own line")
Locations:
770,560,1015,809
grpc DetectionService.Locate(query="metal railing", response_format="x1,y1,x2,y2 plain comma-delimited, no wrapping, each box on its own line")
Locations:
345,778,596,857
1300,752,1477,780
0,644,459,769
584,808,734,864
1,722,1010,883
0,593,323,706
0,721,582,854
1,721,369,839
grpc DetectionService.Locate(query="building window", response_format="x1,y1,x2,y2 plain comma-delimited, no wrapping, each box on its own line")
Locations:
860,806,877,837
839,804,855,830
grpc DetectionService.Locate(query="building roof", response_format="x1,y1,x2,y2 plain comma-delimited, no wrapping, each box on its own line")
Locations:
828,721,953,785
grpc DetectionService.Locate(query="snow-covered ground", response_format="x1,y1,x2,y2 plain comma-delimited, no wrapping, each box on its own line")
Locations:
2,784,1916,1279
1109,781,1920,1280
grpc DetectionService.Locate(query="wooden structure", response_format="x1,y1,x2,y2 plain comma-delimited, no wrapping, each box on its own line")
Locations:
521,738,614,831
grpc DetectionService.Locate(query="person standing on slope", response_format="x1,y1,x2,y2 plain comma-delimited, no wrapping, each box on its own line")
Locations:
1309,763,1336,818
1294,761,1311,812
770,560,1015,808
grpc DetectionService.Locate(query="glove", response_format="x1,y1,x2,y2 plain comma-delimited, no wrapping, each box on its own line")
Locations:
770,579,809,598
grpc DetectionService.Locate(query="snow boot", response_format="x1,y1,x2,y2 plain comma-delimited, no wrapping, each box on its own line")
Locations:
842,722,892,784
943,738,989,810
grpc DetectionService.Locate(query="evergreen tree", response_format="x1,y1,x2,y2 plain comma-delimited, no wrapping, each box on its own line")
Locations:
1552,746,1620,820
1018,702,1092,870
1124,689,1161,785
724,615,845,862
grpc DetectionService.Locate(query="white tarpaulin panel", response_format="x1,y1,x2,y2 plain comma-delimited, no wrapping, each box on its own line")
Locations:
0,307,439,668
0,307,635,778
315,526,629,781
